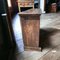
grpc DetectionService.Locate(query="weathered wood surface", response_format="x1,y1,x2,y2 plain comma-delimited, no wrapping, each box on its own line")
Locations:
18,9,41,15
20,15,40,47
19,9,41,50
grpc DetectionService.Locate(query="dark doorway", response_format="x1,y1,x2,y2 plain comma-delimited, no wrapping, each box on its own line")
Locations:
45,0,57,13
56,0,60,11
0,0,16,60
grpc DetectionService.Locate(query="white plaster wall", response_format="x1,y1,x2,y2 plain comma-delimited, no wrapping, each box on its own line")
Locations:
12,14,24,53
40,0,45,13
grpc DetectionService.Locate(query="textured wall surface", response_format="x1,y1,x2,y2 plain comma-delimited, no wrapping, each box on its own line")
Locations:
12,14,24,53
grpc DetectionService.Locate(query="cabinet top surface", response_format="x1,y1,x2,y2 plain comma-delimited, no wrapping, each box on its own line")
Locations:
18,9,41,15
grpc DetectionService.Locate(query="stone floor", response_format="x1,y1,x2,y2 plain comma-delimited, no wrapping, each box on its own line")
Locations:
16,48,52,60
39,12,60,60
39,44,60,60
12,12,60,60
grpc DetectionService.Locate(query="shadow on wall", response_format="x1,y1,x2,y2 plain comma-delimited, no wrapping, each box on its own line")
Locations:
39,28,60,49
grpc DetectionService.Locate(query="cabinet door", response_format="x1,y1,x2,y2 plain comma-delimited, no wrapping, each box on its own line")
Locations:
21,15,40,49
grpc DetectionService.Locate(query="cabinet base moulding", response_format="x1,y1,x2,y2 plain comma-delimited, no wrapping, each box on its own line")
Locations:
24,46,41,51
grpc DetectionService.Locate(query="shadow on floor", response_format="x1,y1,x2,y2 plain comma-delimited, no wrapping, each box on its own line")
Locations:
39,28,60,49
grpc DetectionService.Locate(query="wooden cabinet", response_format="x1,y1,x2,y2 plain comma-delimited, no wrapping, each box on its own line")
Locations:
17,0,34,12
19,9,41,51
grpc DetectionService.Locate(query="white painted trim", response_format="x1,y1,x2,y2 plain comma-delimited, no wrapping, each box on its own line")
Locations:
40,0,45,13
7,0,12,7
1,13,7,16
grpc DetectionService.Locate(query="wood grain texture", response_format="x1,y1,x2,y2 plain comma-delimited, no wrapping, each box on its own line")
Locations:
18,9,41,15
20,15,40,50
21,16,40,47
17,0,34,12
19,9,41,50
